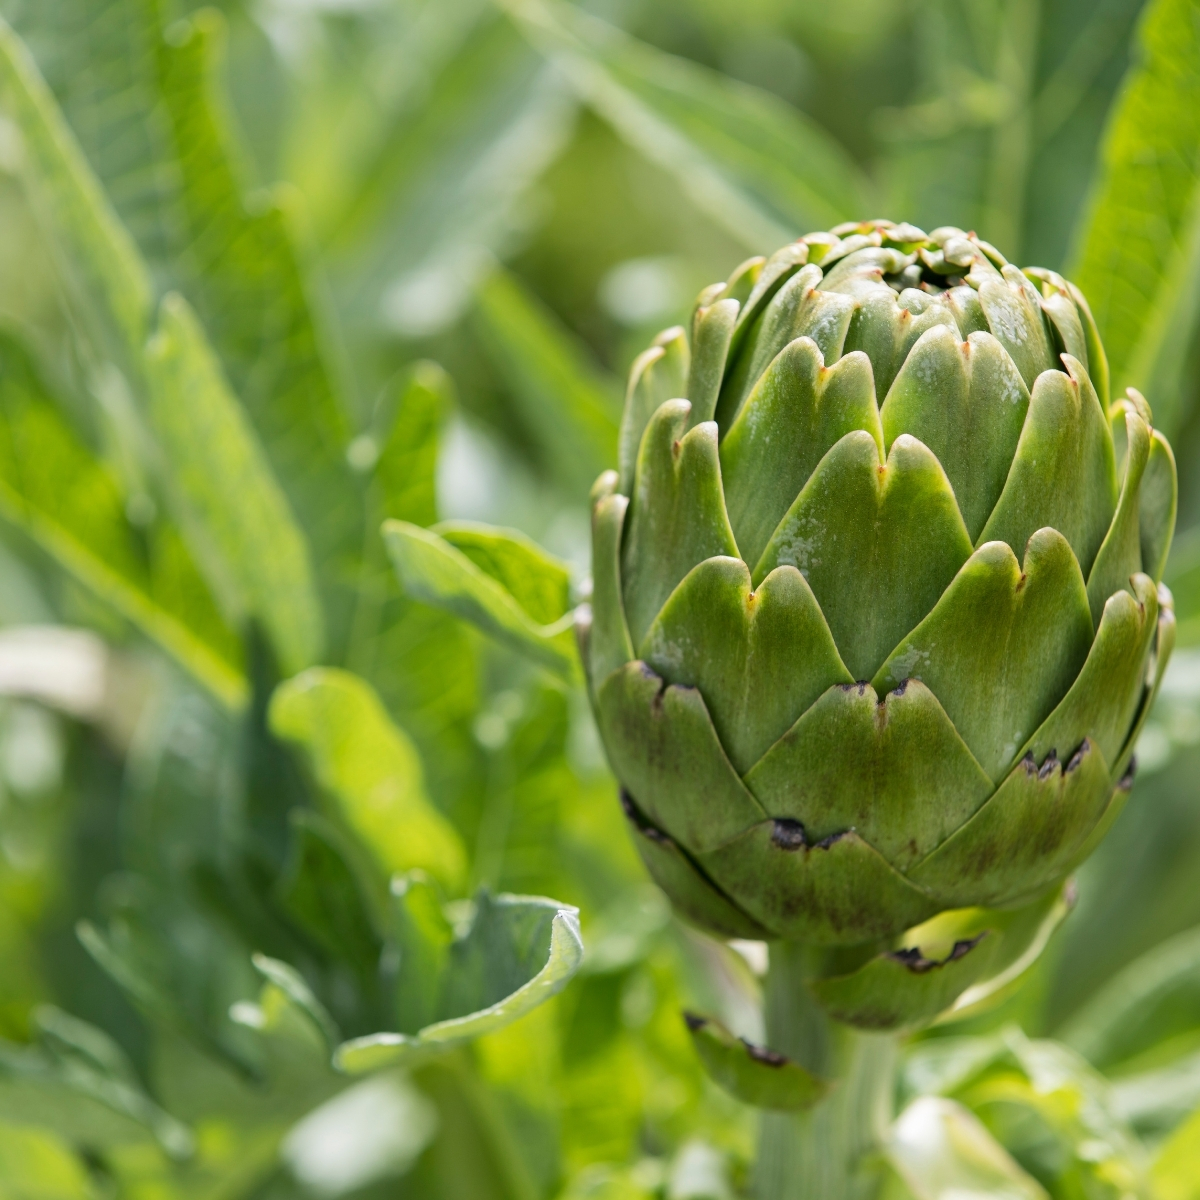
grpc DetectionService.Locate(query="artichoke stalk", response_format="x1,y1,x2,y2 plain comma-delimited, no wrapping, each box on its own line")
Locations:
580,220,1177,1193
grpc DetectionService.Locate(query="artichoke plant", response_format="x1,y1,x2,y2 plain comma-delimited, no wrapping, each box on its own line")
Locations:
582,219,1177,1031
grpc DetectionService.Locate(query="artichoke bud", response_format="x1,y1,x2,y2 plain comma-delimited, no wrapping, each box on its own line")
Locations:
587,220,1177,1020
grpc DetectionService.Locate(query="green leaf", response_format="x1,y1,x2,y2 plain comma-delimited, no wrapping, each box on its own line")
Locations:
4,5,363,584
1024,573,1160,771
698,815,939,945
335,892,583,1073
471,267,621,498
617,793,769,940
146,11,362,578
0,16,152,358
754,430,973,683
810,885,1071,1032
0,1008,193,1156
269,667,467,892
383,519,580,683
1152,1103,1200,1200
390,873,455,1036
685,297,738,426
1087,407,1152,626
0,1124,93,1200
230,954,341,1075
145,293,323,675
0,332,244,706
617,327,688,495
908,738,1112,909
498,0,870,249
887,1096,1048,1200
587,480,634,688
1060,922,1200,1073
372,361,451,528
276,811,385,974
1070,0,1200,435
436,521,571,628
683,1013,829,1111
640,558,852,774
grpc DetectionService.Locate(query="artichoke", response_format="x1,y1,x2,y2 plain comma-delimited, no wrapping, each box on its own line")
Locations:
583,220,1177,1013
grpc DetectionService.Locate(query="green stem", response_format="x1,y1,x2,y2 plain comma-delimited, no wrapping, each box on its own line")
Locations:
755,942,897,1200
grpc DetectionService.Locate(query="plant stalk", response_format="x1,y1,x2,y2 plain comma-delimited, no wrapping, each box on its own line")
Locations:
754,941,897,1200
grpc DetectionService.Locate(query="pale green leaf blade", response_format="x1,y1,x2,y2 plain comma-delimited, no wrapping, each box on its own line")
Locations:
887,1096,1048,1200
383,519,580,683
1070,0,1200,434
153,13,363,575
335,894,582,1073
145,293,323,675
470,266,621,498
0,331,244,706
0,16,151,357
269,667,467,892
498,0,871,248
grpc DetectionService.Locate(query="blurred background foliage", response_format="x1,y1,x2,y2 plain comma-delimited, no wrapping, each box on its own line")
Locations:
0,0,1198,1197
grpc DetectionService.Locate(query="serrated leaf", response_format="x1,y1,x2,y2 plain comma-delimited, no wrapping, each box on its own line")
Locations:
1070,0,1200,436
336,892,583,1073
145,293,323,675
0,1009,193,1157
471,267,620,498
0,15,151,359
0,331,244,706
436,520,572,627
145,9,362,580
373,361,450,528
498,0,870,248
269,667,467,892
383,519,580,682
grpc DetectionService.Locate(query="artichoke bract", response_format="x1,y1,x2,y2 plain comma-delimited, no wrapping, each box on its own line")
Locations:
584,220,1177,969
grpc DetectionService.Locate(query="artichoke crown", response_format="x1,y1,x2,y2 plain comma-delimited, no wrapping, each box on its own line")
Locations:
585,219,1177,967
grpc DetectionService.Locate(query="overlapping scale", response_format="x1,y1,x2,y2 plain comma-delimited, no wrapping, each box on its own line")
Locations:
720,338,880,568
1087,407,1152,625
871,530,1093,783
639,558,851,774
620,400,738,648
753,431,973,682
978,357,1117,577
595,662,766,853
880,326,1029,542
744,680,993,870
715,264,855,431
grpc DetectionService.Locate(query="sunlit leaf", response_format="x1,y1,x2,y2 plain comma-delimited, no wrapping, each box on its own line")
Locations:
0,331,244,705
471,266,620,497
0,1007,192,1157
145,292,322,674
498,0,870,248
269,667,468,892
887,1096,1047,1200
336,891,583,1073
683,1012,828,1111
384,520,580,683
1070,0,1200,434
0,16,151,359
